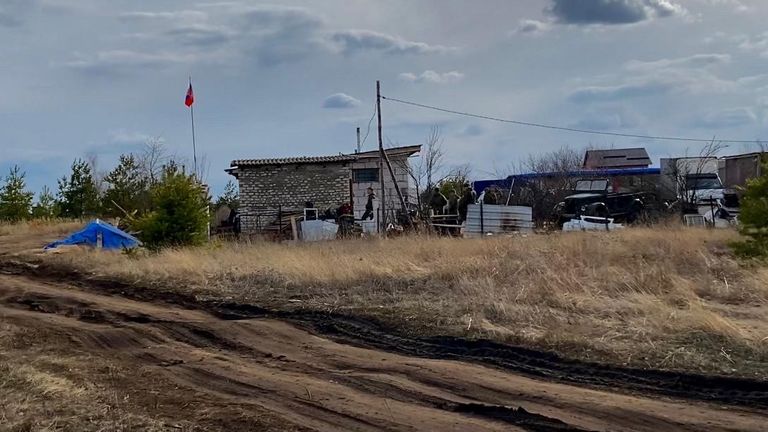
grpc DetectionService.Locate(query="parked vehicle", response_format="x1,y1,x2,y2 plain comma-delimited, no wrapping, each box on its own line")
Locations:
660,157,740,217
553,179,653,227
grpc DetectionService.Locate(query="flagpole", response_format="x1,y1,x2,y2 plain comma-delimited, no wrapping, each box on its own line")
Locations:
189,77,198,177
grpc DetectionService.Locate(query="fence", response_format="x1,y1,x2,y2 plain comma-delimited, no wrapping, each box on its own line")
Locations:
464,204,533,237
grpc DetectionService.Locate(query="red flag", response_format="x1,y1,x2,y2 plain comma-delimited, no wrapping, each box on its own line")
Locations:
185,83,194,107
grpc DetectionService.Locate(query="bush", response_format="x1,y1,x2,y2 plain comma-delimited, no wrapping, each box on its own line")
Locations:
733,163,768,258
132,166,209,250
0,165,33,222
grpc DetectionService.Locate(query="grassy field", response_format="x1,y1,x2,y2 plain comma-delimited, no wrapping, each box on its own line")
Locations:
27,224,768,379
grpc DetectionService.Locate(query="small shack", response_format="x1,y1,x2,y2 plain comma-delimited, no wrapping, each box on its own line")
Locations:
227,145,420,234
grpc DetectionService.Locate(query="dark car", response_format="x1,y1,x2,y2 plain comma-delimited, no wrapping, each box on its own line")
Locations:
554,179,652,227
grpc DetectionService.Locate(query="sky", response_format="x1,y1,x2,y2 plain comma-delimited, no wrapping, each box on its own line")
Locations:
2,0,768,198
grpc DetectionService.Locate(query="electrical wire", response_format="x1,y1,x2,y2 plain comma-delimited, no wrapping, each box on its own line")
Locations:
382,95,763,144
359,102,377,149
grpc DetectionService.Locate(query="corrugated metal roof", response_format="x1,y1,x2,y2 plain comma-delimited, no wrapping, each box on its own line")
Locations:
355,144,421,159
583,148,651,168
229,144,421,168
231,154,356,167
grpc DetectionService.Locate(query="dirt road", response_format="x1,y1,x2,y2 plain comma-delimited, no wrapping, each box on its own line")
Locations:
1,273,767,431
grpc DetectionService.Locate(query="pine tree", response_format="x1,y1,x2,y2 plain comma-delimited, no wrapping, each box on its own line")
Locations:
32,185,57,218
57,159,100,218
103,154,148,218
132,164,209,249
0,165,33,222
215,179,239,210
733,162,768,257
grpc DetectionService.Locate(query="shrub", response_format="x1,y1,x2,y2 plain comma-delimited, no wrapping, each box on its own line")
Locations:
132,166,209,250
0,165,33,222
57,159,100,218
733,163,768,258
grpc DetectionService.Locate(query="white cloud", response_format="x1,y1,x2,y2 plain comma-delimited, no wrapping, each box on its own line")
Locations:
624,53,730,71
322,93,361,109
697,0,749,13
569,79,674,103
694,107,757,128
330,30,455,55
112,6,453,68
63,50,197,74
513,19,551,36
165,24,234,46
398,70,464,84
108,129,155,145
118,10,208,23
570,52,744,104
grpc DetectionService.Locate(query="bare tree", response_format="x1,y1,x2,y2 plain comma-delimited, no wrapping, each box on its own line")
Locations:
524,145,582,175
665,139,726,211
138,137,168,184
403,125,445,215
506,145,583,226
195,153,211,183
85,151,106,194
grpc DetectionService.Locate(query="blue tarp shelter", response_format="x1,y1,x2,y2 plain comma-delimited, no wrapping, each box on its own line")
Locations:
45,219,140,250
473,167,662,195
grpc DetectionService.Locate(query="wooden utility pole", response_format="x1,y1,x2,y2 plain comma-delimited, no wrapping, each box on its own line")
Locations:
376,81,411,230
377,81,386,232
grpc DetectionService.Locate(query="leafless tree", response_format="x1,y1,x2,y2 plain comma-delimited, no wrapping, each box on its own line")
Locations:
505,145,584,226
195,153,211,183
524,145,582,175
665,139,726,210
85,151,107,194
403,125,445,215
138,137,168,184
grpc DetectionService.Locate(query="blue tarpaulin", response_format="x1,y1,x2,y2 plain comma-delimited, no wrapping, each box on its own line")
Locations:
45,219,140,250
473,168,662,195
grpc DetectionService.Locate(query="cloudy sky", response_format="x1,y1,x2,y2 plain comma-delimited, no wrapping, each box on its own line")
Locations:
2,0,768,196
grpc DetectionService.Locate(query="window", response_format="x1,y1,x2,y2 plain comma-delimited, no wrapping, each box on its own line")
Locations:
353,168,379,183
574,179,608,192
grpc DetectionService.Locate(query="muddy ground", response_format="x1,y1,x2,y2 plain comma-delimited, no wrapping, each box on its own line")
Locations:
1,264,768,431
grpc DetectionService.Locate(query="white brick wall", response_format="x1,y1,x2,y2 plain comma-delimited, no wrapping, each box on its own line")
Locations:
351,156,414,219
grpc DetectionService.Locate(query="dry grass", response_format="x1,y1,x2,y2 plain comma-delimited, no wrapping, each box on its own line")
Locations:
34,226,768,378
0,219,83,256
0,323,192,432
0,219,82,237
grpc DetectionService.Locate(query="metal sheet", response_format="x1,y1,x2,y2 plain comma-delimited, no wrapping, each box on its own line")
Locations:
464,204,534,236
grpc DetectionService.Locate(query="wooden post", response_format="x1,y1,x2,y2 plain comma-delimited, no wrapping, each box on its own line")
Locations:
290,216,298,241
480,202,484,235
377,81,386,233
376,80,411,227
349,178,354,209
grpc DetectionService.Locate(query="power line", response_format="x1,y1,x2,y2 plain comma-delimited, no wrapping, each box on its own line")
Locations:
359,101,377,149
381,95,764,144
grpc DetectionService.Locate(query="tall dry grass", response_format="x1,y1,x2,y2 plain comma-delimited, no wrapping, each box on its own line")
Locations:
40,226,768,377
0,219,83,256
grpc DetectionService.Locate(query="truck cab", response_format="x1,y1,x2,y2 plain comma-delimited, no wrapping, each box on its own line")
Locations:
679,173,739,216
683,173,724,204
554,178,649,227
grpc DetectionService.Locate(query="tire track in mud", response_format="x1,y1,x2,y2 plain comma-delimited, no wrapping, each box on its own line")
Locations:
2,274,767,431
0,280,595,431
3,261,768,414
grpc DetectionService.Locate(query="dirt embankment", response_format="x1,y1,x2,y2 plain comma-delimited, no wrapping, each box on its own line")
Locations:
2,268,768,431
